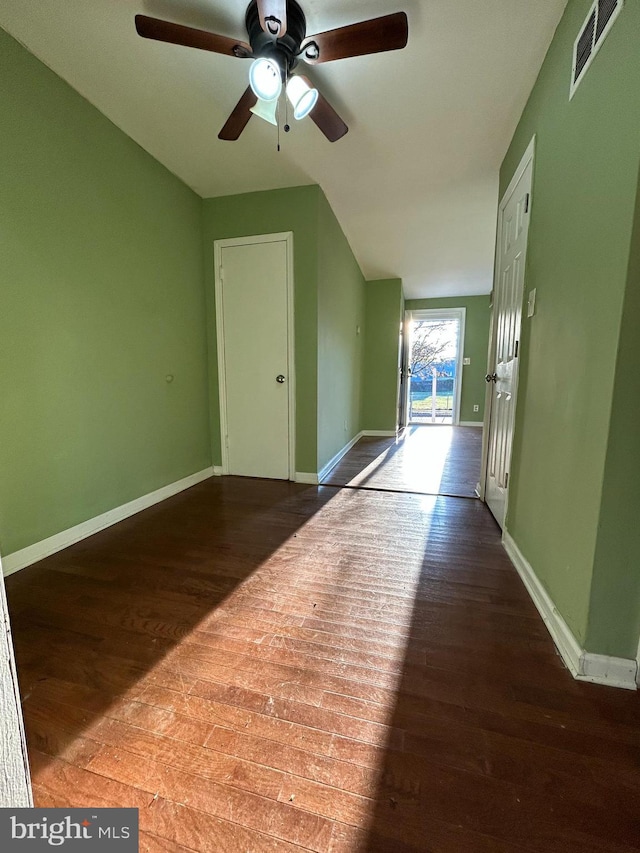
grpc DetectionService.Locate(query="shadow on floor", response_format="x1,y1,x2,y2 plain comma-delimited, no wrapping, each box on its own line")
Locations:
8,479,640,851
357,497,640,852
6,477,336,771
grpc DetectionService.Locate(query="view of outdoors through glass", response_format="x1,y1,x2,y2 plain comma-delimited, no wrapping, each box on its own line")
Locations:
409,318,459,424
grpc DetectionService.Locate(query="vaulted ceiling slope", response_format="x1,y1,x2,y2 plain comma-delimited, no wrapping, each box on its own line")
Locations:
0,0,567,298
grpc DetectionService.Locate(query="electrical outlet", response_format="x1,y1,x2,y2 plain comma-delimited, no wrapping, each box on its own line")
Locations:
473,405,479,413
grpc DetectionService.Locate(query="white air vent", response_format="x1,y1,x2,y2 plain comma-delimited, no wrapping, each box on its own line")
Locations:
570,0,624,98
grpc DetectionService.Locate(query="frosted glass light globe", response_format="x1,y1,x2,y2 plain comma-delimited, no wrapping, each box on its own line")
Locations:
249,58,282,102
286,75,319,120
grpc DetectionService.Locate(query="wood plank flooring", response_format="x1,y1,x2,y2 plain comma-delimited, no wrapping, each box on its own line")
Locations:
5,476,640,852
322,426,483,498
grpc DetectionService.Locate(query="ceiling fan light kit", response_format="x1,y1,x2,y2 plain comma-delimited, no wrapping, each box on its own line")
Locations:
249,97,278,126
248,57,282,101
134,1,408,143
286,75,318,120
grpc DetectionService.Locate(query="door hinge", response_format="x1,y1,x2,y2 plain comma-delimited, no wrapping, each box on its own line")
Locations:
219,266,224,283
524,193,530,214
515,340,519,358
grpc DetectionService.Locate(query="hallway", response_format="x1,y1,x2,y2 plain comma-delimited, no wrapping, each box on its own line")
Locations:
322,426,483,498
6,476,640,852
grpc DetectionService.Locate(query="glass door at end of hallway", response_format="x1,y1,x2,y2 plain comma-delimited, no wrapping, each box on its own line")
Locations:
405,311,464,426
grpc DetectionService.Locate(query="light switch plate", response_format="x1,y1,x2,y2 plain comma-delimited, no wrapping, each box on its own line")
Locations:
527,288,537,318
463,357,471,365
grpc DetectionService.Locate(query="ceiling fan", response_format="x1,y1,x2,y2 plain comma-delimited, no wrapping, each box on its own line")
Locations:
135,1,408,142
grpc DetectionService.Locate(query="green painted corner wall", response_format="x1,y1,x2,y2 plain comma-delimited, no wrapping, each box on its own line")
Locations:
0,27,211,557
201,186,320,474
317,192,366,471
587,163,640,658
500,0,640,649
405,297,491,423
362,280,403,432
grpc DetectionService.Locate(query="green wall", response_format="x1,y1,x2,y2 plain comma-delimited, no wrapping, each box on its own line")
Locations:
362,280,403,432
501,0,640,652
0,27,211,558
202,185,366,476
317,193,366,471
587,166,640,656
405,296,491,423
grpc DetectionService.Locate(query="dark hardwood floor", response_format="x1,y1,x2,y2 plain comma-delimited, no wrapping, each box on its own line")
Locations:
322,426,483,498
5,476,640,852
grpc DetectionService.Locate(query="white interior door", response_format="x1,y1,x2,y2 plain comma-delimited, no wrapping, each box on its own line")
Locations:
216,234,293,480
485,148,533,527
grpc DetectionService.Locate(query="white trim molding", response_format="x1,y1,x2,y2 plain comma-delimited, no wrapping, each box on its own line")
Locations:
503,531,637,690
459,421,483,428
0,558,32,805
298,431,398,486
294,473,319,485
580,653,638,690
1,467,214,578
318,432,364,482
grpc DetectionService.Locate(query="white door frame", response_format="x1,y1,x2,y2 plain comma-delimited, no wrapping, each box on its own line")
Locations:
0,555,33,807
405,308,466,426
214,232,296,479
399,315,411,429
480,136,536,506
396,316,407,430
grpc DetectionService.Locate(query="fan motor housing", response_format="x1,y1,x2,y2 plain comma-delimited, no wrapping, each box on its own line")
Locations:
245,0,307,73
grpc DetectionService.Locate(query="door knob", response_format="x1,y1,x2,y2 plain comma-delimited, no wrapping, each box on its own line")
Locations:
485,373,497,383
276,375,286,384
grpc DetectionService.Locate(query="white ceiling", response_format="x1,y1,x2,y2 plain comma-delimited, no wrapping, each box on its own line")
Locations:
0,0,567,298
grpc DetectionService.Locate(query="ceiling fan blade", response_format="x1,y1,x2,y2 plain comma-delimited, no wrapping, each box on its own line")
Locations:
306,84,348,142
257,0,287,38
218,87,258,141
300,12,408,64
135,15,252,58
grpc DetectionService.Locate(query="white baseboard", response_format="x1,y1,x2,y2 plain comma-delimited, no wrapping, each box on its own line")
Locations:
315,429,400,482
579,653,638,690
213,466,223,476
294,473,319,485
1,467,215,578
296,429,397,486
318,432,364,482
459,421,484,427
503,531,637,690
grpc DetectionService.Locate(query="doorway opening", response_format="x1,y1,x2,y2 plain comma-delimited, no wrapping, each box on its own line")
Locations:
406,309,465,425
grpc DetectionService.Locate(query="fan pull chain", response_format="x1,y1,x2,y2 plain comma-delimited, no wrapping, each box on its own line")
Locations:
284,70,290,134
